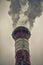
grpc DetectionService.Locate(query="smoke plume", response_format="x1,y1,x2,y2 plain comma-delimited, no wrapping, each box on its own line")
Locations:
8,0,43,29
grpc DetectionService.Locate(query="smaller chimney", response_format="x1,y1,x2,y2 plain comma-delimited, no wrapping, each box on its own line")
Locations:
12,26,31,65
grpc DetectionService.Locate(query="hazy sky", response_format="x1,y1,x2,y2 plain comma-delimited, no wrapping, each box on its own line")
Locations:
0,0,43,65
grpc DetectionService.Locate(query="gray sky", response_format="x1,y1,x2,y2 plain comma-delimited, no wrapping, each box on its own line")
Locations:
0,0,43,65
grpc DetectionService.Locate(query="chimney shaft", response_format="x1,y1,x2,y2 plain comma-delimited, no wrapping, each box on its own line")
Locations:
12,26,31,65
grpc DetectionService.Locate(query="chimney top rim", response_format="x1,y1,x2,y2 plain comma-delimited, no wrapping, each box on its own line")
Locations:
12,26,31,40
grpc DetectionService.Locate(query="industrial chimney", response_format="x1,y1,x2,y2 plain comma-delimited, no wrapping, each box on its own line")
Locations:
12,26,31,65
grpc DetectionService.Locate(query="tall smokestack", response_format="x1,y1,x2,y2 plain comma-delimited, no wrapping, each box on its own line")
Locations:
12,26,31,65
7,0,43,65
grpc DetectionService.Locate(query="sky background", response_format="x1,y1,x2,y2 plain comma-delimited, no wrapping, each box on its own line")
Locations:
0,0,43,65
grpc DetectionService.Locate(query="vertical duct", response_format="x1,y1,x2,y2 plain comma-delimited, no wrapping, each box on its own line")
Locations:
12,26,31,65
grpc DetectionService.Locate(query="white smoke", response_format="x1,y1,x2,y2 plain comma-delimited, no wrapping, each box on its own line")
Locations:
8,0,43,29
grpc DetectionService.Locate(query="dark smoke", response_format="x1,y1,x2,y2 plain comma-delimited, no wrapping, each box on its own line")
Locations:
8,0,43,29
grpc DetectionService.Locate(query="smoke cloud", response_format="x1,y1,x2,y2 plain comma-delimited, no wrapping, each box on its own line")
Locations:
8,0,43,29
